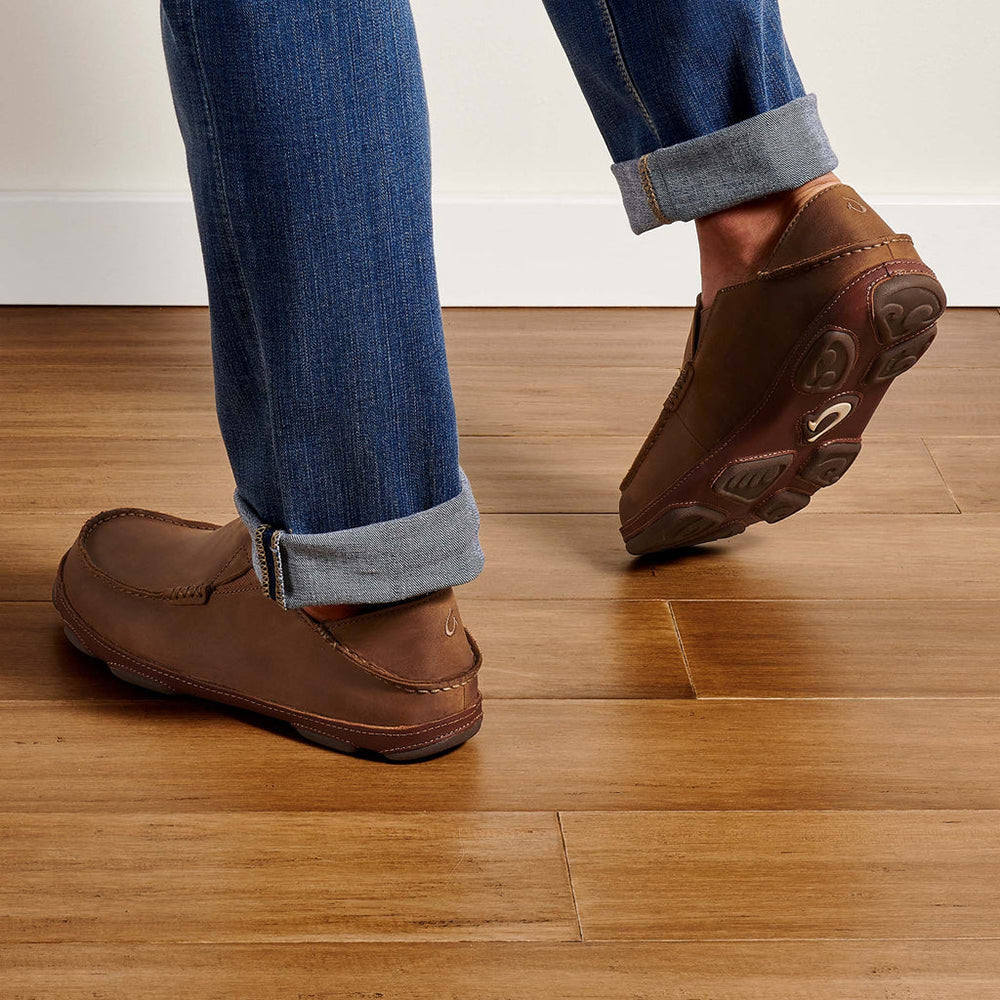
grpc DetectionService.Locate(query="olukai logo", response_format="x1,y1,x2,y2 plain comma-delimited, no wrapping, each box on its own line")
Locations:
803,396,858,443
845,199,867,213
444,609,458,636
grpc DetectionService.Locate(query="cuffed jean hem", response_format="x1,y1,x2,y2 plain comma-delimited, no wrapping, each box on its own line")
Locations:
611,94,839,232
234,470,485,609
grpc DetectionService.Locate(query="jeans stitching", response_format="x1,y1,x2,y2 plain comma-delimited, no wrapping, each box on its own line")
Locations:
638,153,671,226
181,0,289,538
595,0,661,146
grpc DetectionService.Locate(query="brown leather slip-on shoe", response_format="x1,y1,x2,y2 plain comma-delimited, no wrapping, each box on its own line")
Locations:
620,183,947,555
52,509,482,761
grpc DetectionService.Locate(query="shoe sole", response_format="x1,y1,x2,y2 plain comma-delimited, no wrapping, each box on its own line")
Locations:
623,262,946,555
54,573,482,763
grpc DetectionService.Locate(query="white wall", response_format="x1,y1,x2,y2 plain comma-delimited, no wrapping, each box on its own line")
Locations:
1,0,997,303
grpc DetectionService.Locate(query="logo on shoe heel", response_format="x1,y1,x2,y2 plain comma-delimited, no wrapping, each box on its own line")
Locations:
803,395,859,443
444,610,458,636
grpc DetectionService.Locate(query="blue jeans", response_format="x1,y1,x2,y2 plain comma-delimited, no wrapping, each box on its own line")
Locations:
160,0,836,608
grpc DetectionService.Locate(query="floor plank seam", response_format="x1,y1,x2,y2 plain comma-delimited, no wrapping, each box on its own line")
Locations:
666,600,698,698
920,436,964,513
556,812,585,942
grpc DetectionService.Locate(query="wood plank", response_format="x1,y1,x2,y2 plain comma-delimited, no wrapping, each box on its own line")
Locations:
456,599,690,699
5,940,998,999
460,435,956,514
8,512,1000,603
2,699,997,812
924,437,1000,512
0,811,577,943
0,599,692,702
443,306,692,367
673,600,1000,698
0,365,218,438
464,513,1000,601
560,810,1000,941
0,305,212,366
866,369,1000,436
452,366,669,436
0,435,236,519
929,308,1000,368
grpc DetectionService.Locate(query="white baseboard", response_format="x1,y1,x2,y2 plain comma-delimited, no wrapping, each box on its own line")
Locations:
1,191,997,306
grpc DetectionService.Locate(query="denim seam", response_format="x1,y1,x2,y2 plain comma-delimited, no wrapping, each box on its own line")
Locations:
271,531,287,608
183,0,289,533
253,523,272,599
637,154,671,226
595,0,661,146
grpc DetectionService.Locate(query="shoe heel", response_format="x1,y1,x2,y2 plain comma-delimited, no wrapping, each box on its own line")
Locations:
867,272,946,384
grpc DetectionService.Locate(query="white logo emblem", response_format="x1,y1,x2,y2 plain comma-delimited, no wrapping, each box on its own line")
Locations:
804,401,854,443
444,610,458,636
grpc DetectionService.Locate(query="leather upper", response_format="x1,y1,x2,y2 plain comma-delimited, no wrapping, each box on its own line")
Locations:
58,508,480,728
619,184,925,533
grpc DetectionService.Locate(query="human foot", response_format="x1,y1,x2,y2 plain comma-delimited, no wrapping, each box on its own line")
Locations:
620,184,945,555
53,509,482,760
696,172,840,306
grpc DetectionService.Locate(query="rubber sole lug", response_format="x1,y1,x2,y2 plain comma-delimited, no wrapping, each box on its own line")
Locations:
622,266,946,557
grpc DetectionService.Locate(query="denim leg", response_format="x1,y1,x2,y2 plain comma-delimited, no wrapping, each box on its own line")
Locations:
542,0,839,229
160,0,483,607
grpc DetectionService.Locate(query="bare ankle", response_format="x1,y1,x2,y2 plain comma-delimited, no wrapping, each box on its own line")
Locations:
303,603,362,622
696,173,840,307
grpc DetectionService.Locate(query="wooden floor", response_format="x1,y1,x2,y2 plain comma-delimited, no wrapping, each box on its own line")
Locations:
2,305,999,997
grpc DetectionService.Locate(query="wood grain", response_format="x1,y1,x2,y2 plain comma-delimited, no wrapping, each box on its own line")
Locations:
0,811,577,943
924,437,1000,512
5,940,998,999
464,513,1000,601
561,810,1000,940
0,305,213,366
443,306,692,367
2,699,997,812
463,599,692,699
673,599,1000,698
0,436,236,518
0,365,218,438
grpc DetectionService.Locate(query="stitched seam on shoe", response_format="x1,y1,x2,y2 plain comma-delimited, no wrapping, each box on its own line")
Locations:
763,182,850,267
57,587,480,741
299,611,481,694
761,238,912,279
622,261,917,533
620,363,693,490
209,544,249,588
82,509,218,546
